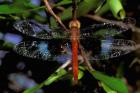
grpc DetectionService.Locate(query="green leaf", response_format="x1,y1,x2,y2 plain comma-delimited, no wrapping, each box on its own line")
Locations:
51,0,100,27
79,66,86,71
101,82,117,93
23,68,67,93
0,4,25,14
95,2,110,16
90,71,128,93
44,68,67,85
59,0,100,21
107,0,125,19
0,0,31,14
94,0,106,13
78,69,84,80
2,41,14,49
95,0,126,19
0,2,42,14
13,0,30,8
55,0,72,6
23,83,44,93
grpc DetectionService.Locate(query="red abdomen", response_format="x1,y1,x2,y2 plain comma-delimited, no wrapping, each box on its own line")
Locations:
71,28,79,82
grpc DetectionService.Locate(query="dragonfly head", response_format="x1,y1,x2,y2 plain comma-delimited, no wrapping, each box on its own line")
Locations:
69,20,80,29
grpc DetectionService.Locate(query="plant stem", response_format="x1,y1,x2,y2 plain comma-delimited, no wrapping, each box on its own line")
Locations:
43,0,68,31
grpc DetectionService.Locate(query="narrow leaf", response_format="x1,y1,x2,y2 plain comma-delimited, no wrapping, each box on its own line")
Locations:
95,2,109,16
78,69,84,80
101,82,117,93
23,68,67,93
23,83,44,93
44,68,67,85
0,5,24,14
90,71,128,93
55,0,72,6
64,0,99,20
51,0,100,27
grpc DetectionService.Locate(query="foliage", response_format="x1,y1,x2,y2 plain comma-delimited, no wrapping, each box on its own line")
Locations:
90,70,128,93
23,68,68,93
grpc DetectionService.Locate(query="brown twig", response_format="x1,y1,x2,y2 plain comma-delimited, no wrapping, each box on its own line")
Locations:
79,43,94,71
58,60,71,70
129,57,140,68
43,0,68,31
72,0,78,20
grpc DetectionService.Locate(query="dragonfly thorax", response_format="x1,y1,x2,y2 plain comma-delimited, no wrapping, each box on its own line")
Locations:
69,20,81,29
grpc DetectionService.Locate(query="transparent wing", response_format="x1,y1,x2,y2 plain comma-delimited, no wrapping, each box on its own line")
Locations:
14,20,129,40
13,40,72,62
13,20,136,61
80,23,128,39
86,39,136,60
14,39,136,62
14,41,51,60
13,20,70,39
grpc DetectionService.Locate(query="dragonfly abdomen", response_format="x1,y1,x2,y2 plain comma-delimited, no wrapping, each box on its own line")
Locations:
69,20,80,82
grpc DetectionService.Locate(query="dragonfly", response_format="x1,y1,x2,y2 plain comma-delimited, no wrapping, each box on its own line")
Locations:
13,0,136,83
13,20,136,82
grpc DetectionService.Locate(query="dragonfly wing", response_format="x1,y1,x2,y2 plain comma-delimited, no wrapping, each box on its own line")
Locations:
13,20,52,39
80,23,128,39
14,41,51,60
14,20,70,39
14,40,72,62
82,39,136,60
